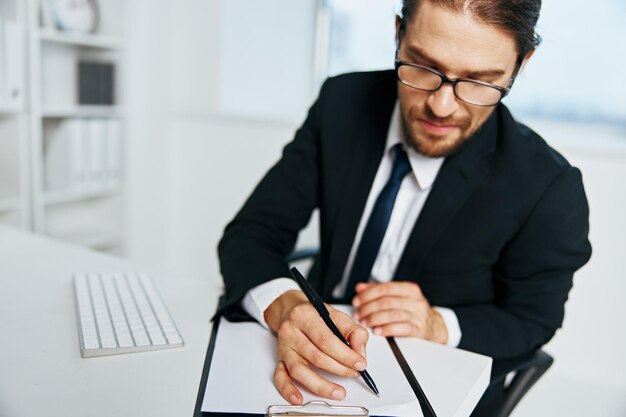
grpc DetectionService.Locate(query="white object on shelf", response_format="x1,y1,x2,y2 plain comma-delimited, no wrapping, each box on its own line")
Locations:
1,20,25,108
44,118,87,191
85,118,106,190
47,0,99,34
106,118,122,187
39,0,55,29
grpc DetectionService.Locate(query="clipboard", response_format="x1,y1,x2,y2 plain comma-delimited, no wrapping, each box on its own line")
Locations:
268,401,368,416
192,302,437,417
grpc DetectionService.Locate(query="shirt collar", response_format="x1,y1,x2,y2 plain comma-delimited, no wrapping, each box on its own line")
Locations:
386,101,445,190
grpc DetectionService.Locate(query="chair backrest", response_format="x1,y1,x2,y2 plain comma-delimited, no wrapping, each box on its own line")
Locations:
494,350,554,417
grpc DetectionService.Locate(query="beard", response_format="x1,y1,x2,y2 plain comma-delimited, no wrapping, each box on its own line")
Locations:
401,105,479,158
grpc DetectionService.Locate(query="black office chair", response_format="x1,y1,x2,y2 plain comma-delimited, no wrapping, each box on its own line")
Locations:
286,247,554,417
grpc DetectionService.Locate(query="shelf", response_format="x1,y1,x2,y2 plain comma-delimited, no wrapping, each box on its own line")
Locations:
39,30,123,50
0,105,21,116
0,197,21,213
42,105,125,118
43,186,123,206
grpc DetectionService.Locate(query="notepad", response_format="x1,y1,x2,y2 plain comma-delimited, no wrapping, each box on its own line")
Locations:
201,308,424,416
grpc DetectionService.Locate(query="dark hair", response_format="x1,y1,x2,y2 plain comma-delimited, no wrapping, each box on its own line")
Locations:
399,0,542,56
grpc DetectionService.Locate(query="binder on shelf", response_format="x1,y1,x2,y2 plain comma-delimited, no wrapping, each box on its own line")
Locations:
85,118,107,190
105,119,123,187
45,119,86,191
39,0,55,30
2,20,24,109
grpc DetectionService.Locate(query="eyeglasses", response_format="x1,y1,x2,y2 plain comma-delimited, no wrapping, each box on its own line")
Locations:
395,54,519,107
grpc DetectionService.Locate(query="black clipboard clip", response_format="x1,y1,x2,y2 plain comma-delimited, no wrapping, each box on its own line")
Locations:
267,400,368,416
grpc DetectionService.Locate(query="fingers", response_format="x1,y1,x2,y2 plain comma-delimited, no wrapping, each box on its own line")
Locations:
274,303,368,403
290,327,360,377
274,360,303,405
331,309,369,358
350,282,433,339
296,307,368,372
352,281,423,307
355,296,421,323
275,349,348,403
358,307,413,328
369,321,418,337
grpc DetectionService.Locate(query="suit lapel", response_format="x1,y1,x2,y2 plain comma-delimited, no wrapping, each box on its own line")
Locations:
394,110,499,280
322,76,397,299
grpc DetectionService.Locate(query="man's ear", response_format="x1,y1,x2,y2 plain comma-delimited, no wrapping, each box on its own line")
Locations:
395,15,402,48
519,48,536,73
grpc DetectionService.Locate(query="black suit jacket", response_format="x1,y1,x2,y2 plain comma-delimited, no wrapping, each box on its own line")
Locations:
218,70,591,360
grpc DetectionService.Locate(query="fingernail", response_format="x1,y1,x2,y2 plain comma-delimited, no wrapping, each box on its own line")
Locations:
352,298,361,307
354,361,366,371
373,327,382,335
360,345,367,359
289,395,298,404
332,389,345,400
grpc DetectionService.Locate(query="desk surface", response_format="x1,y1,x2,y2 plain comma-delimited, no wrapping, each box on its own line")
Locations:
0,226,217,417
0,226,491,417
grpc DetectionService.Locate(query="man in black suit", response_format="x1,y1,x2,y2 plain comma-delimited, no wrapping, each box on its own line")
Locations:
218,0,591,414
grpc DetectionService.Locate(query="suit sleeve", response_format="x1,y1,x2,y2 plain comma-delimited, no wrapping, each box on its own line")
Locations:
455,166,592,359
216,82,326,320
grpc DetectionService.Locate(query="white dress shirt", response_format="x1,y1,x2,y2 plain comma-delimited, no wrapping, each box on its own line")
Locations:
241,101,462,347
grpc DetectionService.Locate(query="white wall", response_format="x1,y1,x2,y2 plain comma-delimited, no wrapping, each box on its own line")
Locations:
512,129,626,416
126,0,319,284
126,1,626,415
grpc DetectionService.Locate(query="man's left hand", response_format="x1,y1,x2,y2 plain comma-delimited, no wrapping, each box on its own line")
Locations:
351,281,448,345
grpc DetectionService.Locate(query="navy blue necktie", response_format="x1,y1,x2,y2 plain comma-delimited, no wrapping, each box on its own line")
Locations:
345,144,412,301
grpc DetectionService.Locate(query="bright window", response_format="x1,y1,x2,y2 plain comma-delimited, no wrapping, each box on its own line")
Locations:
322,0,626,127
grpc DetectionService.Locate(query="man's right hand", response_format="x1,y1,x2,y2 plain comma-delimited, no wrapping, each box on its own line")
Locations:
264,290,369,405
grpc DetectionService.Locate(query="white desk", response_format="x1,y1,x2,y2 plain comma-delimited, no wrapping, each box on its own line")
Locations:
0,226,217,417
0,226,491,417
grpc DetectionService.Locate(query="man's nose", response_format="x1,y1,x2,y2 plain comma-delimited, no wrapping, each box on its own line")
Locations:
426,84,459,119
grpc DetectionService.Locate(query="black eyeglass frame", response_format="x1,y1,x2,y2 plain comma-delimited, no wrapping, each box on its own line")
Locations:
394,50,523,107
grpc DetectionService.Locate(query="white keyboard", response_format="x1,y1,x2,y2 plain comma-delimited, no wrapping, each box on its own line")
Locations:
73,272,184,358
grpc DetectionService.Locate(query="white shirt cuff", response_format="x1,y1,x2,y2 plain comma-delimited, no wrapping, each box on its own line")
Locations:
241,278,301,329
433,306,462,347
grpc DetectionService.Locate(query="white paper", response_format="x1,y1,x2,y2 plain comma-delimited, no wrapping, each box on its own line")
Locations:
394,338,491,417
201,306,423,416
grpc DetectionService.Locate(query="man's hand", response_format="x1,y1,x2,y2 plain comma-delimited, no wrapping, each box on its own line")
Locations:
351,282,448,344
264,290,369,405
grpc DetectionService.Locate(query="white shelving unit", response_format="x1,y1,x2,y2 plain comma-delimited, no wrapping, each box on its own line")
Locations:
0,0,128,254
0,1,29,230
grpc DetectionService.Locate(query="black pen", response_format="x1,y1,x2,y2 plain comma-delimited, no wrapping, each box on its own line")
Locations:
289,266,380,397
